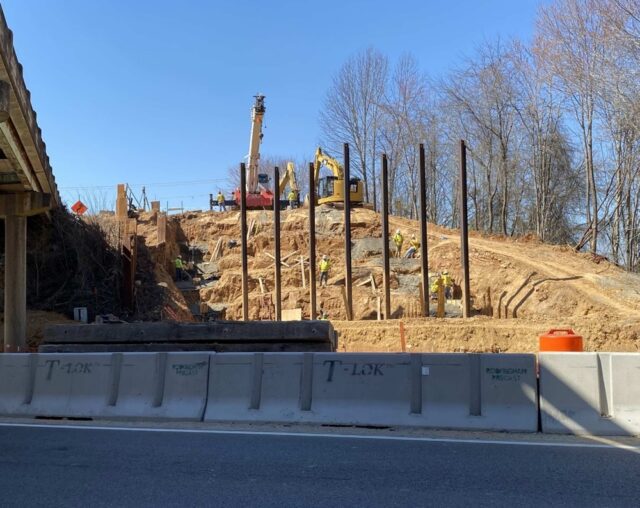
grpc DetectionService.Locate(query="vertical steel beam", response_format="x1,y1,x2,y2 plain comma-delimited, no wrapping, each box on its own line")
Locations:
419,143,430,317
273,167,282,321
381,153,391,320
240,162,249,321
459,140,471,318
308,162,317,320
343,143,353,320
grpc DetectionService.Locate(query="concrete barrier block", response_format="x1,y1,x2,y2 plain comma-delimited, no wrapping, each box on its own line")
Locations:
204,353,305,422
417,354,537,431
0,354,34,415
305,353,416,426
106,352,209,421
24,353,114,417
480,354,537,431
204,353,254,421
540,353,640,435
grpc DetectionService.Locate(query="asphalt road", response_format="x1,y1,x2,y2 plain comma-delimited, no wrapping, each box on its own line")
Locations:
1,424,639,507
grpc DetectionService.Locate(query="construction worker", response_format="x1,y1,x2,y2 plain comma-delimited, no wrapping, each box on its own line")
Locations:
392,229,404,258
430,272,441,301
288,189,297,209
174,255,184,281
319,255,331,288
442,270,453,300
217,191,226,212
404,234,420,258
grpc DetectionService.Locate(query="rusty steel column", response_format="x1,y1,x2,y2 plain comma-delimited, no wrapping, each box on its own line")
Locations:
419,143,430,317
343,143,353,320
381,153,391,320
459,140,471,318
308,162,317,320
240,162,249,321
273,166,282,321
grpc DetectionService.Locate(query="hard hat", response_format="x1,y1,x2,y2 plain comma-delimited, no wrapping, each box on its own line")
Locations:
443,270,448,275
396,229,401,234
411,234,416,238
322,255,328,260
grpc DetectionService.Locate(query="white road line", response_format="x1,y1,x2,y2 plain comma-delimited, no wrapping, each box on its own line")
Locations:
0,421,638,450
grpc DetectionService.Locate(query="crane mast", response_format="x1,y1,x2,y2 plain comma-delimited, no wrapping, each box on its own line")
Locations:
247,94,266,193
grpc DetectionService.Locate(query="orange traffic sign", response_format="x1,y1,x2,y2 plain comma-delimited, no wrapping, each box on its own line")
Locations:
71,200,88,215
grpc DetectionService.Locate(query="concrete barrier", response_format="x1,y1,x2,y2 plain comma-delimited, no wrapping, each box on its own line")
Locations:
204,353,305,422
104,353,210,420
305,353,416,426
0,354,35,415
539,353,640,435
0,353,210,421
204,353,538,431
23,353,114,417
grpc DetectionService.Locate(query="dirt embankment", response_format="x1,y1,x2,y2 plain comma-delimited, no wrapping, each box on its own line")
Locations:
135,206,640,353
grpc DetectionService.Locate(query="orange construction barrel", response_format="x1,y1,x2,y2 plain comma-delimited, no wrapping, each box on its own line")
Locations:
539,329,583,352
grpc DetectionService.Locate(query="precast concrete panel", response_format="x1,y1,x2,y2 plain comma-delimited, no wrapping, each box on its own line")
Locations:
540,353,640,435
305,353,416,426
0,354,33,415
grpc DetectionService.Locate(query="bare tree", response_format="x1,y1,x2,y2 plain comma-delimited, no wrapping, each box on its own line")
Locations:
535,0,607,253
319,48,388,207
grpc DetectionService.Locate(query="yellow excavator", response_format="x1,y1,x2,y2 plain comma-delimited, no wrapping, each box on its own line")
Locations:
313,147,364,206
278,161,299,198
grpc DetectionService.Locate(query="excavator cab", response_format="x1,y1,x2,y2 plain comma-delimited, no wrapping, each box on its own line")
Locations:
317,175,363,205
313,147,365,206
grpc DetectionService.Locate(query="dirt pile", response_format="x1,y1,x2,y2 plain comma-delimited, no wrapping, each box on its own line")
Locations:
135,206,640,353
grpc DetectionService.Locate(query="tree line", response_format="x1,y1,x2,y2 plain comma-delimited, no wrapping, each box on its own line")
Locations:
318,0,640,272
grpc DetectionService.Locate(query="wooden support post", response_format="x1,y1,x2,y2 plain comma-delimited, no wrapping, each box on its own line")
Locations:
418,281,425,317
300,255,306,288
377,297,382,321
399,321,406,352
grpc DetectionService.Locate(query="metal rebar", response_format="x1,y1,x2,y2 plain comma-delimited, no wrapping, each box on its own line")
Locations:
419,143,430,317
381,153,391,320
240,162,249,321
273,166,282,320
459,140,471,318
308,162,317,320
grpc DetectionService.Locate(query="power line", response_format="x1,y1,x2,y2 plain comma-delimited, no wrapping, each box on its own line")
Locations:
60,178,229,190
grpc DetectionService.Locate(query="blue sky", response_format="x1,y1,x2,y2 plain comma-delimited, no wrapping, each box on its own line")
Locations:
3,0,544,211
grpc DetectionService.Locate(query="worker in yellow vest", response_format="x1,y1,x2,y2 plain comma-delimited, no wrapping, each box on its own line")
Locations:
392,229,404,258
319,255,331,288
174,255,184,281
217,191,226,212
288,189,298,209
404,234,420,258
